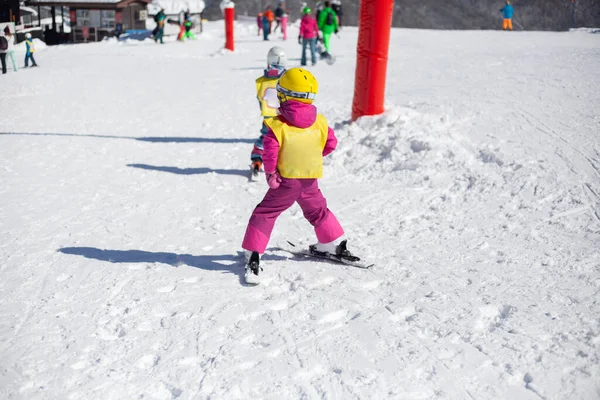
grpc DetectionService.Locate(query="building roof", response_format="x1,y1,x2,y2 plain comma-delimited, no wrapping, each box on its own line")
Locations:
148,0,205,15
20,6,39,16
26,0,151,8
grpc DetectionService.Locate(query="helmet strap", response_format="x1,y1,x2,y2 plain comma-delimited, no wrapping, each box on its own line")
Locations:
265,65,285,78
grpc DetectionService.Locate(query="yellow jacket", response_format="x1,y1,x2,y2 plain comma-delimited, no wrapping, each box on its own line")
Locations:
255,76,280,118
264,114,329,179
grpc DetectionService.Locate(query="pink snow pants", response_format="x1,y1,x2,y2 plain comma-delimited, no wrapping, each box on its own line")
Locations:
242,178,344,253
281,17,288,40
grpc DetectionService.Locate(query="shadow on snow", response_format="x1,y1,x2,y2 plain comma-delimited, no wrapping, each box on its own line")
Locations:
127,163,250,177
59,247,288,286
0,132,255,144
60,247,250,284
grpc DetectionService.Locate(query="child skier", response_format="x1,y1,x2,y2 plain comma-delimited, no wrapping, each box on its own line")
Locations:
256,12,263,36
280,12,288,40
242,68,352,284
24,33,38,68
250,46,287,177
182,15,196,40
317,1,338,55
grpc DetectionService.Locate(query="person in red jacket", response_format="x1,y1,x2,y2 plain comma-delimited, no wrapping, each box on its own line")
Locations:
262,6,275,40
298,7,319,66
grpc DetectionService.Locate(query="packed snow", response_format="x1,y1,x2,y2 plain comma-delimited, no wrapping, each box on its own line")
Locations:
1,20,599,400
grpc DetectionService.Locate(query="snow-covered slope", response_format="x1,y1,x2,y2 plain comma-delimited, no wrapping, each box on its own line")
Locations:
1,21,599,399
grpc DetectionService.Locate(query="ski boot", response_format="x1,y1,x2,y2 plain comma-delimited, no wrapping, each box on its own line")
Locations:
309,240,361,263
244,251,262,285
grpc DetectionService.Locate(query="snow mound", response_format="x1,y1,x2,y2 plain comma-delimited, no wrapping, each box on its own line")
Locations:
329,106,597,240
329,108,480,183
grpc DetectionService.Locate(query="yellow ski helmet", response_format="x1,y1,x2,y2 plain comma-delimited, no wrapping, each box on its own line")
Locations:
276,68,319,104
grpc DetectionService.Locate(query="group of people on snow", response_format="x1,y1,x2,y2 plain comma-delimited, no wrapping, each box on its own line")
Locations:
242,3,343,282
299,2,339,65
1,27,38,75
243,45,348,283
152,8,198,44
258,2,289,41
257,1,341,65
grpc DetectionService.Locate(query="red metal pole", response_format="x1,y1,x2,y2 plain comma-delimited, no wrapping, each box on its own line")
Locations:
351,0,394,121
225,6,235,51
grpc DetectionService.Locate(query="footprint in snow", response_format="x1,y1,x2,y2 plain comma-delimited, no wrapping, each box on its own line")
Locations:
136,354,159,369
318,309,347,324
362,280,382,290
269,301,288,311
56,273,71,282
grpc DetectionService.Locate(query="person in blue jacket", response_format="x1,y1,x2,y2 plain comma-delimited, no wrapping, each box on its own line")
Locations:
500,0,514,31
24,33,38,67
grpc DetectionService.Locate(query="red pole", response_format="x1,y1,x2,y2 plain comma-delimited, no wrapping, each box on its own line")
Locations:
351,0,394,121
225,5,235,51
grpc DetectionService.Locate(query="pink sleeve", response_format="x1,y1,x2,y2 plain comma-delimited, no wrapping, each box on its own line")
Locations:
322,126,337,156
262,129,280,173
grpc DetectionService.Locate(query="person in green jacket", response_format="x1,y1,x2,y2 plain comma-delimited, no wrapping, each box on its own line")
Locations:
317,1,338,54
183,13,196,40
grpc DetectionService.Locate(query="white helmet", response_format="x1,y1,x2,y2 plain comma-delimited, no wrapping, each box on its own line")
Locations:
25,33,32,39
267,46,286,68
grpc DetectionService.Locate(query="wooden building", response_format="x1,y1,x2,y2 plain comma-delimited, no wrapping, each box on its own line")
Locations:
0,0,20,24
25,0,151,43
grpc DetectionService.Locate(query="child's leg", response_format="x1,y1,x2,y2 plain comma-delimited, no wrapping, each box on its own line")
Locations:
507,19,513,30
9,51,17,71
242,179,302,253
31,54,37,66
251,121,268,163
296,179,344,243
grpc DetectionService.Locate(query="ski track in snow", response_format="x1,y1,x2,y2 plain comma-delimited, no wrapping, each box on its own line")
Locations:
0,22,599,399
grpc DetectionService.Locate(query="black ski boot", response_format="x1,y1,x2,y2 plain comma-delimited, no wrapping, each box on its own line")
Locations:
244,251,262,284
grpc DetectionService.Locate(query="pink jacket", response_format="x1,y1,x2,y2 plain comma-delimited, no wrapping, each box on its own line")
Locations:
263,101,337,174
299,15,318,39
